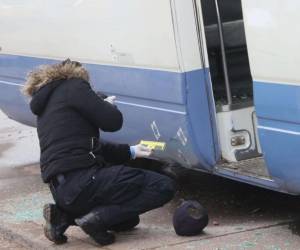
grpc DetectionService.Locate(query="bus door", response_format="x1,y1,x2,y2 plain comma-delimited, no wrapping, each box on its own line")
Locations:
199,0,262,163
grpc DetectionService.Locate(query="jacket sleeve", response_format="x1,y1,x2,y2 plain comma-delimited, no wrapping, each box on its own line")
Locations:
68,80,123,132
100,142,131,164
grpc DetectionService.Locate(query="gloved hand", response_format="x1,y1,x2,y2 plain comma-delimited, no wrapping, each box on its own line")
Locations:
130,144,152,159
104,96,116,105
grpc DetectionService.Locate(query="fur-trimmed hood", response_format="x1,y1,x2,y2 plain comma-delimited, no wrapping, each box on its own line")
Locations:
23,60,90,115
23,60,89,97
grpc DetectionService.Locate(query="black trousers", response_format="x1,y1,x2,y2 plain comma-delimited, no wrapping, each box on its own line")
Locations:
50,165,175,228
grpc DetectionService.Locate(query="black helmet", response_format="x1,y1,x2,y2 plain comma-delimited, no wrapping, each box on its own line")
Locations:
173,200,209,236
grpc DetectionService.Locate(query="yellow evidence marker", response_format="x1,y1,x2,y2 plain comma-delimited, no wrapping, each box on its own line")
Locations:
140,141,166,151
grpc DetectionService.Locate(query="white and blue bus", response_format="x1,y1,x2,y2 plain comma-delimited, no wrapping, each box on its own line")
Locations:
1,0,299,194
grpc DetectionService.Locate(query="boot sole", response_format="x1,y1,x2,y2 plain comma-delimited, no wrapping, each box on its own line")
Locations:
75,217,115,246
43,204,68,244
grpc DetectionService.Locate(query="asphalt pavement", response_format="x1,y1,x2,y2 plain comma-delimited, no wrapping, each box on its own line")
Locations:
1,110,300,250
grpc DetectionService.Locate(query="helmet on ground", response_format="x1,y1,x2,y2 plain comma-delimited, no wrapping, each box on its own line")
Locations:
173,200,209,236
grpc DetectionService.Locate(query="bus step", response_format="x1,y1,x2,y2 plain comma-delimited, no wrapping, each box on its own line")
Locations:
217,157,271,179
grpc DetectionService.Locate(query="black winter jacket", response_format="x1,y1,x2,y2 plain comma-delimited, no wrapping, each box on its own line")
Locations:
29,78,131,183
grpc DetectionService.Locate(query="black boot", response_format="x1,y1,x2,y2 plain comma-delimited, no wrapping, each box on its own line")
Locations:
109,216,140,232
75,212,115,246
43,203,71,244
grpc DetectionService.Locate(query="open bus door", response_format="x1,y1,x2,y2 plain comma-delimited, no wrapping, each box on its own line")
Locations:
199,0,292,193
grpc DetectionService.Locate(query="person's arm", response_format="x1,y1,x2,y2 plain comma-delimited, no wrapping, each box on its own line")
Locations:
99,142,153,164
100,142,131,164
67,79,123,132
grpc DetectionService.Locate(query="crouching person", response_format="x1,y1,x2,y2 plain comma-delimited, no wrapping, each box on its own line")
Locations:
22,59,175,246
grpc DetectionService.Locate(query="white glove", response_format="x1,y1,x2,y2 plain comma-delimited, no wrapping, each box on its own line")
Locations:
130,144,152,159
104,96,116,105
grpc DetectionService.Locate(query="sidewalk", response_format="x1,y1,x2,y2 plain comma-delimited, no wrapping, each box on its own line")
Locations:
3,163,300,250
1,111,300,249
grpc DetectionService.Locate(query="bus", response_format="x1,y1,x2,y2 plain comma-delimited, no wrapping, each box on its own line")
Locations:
1,0,299,194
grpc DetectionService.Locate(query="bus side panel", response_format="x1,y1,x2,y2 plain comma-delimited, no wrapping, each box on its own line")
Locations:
0,0,219,171
242,0,300,193
0,0,179,71
0,55,215,170
0,0,182,124
254,83,300,193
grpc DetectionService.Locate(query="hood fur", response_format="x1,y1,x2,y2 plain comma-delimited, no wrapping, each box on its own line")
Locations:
22,60,90,97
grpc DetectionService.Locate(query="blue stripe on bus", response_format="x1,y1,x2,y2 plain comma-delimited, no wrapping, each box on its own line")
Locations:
0,54,186,104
